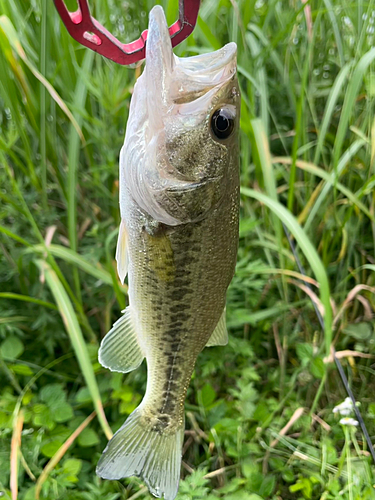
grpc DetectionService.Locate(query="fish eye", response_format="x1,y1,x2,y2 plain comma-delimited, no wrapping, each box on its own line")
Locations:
211,107,235,140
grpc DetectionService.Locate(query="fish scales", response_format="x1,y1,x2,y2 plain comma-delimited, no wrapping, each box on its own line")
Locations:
128,181,239,434
97,5,240,500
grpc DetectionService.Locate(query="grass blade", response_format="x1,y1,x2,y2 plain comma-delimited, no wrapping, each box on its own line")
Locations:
249,119,287,299
240,188,333,355
30,244,117,287
36,259,112,440
10,410,24,500
67,51,94,301
0,293,57,310
332,47,375,170
274,149,374,225
0,15,84,142
313,63,351,167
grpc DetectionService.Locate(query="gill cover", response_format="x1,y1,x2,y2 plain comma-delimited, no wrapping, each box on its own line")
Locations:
121,6,238,225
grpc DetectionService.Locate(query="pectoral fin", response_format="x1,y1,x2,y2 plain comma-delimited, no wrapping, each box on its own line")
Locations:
98,307,144,373
206,308,228,347
116,219,129,284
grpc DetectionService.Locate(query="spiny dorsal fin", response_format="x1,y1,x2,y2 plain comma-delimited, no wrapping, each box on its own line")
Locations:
206,308,228,347
98,307,144,373
115,219,129,284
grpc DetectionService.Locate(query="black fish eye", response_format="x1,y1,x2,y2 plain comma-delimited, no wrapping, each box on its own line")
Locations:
211,108,235,140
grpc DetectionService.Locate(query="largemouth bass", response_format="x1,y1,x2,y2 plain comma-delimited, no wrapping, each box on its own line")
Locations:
96,6,240,500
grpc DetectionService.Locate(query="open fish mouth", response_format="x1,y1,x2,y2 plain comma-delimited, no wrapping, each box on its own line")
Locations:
145,5,237,107
173,42,237,88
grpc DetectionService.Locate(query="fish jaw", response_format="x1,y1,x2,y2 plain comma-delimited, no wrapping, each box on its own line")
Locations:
145,5,175,131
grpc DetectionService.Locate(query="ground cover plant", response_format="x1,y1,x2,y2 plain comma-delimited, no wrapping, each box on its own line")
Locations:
0,0,375,498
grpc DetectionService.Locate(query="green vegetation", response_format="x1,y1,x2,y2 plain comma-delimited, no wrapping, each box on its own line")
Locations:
1,0,375,498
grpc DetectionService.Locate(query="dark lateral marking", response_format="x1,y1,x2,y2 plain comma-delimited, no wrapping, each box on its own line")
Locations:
170,278,188,288
169,320,183,327
170,312,189,322
169,341,181,350
159,397,175,414
158,415,170,425
175,255,195,266
188,244,201,252
163,328,182,339
169,304,190,314
175,269,191,278
163,379,179,392
153,413,171,432
166,353,176,365
168,287,192,301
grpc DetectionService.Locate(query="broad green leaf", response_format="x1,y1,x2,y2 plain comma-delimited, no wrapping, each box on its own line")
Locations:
51,403,74,423
77,428,100,447
200,384,216,407
10,364,33,376
62,458,82,476
41,440,63,458
296,343,313,363
343,322,373,340
310,357,325,379
75,387,92,404
1,336,24,359
40,384,65,406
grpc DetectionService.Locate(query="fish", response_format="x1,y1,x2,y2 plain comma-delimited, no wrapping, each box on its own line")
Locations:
96,5,240,500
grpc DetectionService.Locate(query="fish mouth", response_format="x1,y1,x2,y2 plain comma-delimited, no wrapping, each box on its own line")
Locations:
171,43,237,103
145,5,237,105
175,43,237,86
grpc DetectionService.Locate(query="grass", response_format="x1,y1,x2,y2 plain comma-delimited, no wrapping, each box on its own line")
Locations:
0,0,375,499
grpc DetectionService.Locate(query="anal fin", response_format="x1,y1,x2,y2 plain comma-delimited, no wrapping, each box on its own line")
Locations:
99,307,144,373
206,308,228,347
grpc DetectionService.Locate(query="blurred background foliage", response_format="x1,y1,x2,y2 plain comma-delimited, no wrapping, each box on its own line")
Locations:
0,0,375,499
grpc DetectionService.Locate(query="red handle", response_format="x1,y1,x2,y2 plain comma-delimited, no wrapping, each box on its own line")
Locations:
53,0,200,65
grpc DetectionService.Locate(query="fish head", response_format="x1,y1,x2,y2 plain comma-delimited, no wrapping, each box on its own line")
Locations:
122,5,240,225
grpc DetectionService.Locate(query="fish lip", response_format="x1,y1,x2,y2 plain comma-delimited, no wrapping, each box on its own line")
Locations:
175,42,237,86
147,4,173,60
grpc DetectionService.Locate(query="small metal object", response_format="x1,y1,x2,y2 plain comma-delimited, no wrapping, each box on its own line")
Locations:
53,0,200,65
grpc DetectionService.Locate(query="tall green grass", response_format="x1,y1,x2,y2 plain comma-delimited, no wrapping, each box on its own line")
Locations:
1,0,375,499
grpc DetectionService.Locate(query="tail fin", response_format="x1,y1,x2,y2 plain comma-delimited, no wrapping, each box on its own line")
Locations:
96,408,184,500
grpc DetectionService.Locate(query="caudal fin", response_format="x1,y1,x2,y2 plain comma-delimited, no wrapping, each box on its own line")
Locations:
96,408,184,500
